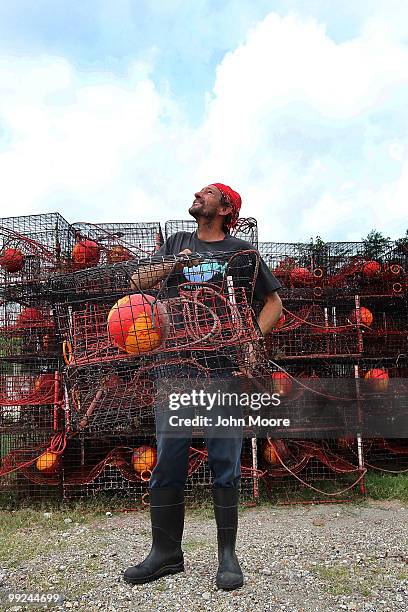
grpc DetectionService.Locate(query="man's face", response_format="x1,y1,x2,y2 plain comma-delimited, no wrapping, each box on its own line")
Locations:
189,185,231,223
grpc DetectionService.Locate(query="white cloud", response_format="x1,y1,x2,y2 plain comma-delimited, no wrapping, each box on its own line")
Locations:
0,56,172,219
193,12,408,241
0,9,408,242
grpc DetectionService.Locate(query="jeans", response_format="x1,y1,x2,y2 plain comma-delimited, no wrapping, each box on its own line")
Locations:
149,362,243,490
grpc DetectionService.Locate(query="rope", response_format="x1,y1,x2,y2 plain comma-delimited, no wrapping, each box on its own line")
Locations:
264,438,366,497
0,225,56,262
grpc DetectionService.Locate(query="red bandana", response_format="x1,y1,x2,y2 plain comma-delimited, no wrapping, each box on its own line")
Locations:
212,183,242,230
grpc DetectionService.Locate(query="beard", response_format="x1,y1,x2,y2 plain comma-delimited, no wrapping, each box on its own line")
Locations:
188,201,216,223
188,203,199,219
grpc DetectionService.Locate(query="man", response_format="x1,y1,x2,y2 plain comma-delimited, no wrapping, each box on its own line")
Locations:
124,183,282,590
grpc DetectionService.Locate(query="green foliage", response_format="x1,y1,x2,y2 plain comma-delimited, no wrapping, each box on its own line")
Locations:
310,235,326,251
362,229,392,260
364,472,408,502
395,229,408,252
296,235,329,267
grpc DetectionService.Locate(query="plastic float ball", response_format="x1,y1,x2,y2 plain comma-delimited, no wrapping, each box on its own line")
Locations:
364,368,389,392
131,446,157,474
289,267,313,286
0,248,25,273
35,451,60,474
34,374,55,394
362,260,381,278
107,294,168,355
107,245,133,263
349,306,373,327
271,371,293,397
263,439,290,465
16,307,45,327
72,239,100,267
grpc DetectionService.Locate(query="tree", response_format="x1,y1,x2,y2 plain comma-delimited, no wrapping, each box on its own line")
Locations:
362,230,391,260
395,229,408,254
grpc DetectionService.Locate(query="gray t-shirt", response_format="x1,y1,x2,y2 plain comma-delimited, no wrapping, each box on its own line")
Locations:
154,230,281,303
151,230,281,370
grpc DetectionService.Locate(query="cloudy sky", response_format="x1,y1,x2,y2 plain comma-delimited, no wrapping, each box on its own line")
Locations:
0,0,407,242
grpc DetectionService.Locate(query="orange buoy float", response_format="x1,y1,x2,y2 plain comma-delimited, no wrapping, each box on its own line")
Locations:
107,294,168,355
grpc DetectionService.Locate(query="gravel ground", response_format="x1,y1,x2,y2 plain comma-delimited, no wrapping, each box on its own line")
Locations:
1,500,408,612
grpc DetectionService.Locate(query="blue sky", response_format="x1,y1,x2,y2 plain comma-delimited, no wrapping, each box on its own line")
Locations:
0,0,383,122
0,1,407,241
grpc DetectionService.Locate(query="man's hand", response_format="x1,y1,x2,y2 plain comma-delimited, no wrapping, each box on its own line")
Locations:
235,339,263,378
235,292,282,378
175,249,201,270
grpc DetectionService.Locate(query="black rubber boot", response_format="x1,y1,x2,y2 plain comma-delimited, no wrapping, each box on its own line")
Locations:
123,487,185,585
212,487,244,590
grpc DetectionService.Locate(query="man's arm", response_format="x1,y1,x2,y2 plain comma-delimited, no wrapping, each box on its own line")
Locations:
257,291,283,336
238,291,282,376
130,249,198,291
131,261,175,291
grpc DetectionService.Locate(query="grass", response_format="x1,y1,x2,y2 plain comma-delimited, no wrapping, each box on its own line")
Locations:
0,502,113,569
153,582,168,592
257,472,408,505
0,504,114,602
1,477,406,605
311,562,393,598
0,531,69,568
0,473,406,516
364,472,408,502
0,489,141,511
312,564,353,596
0,502,109,538
397,569,408,581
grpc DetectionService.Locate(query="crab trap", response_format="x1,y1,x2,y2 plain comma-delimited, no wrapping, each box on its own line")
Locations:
51,251,265,368
184,437,260,505
70,221,164,263
258,436,365,504
265,296,363,360
357,357,408,470
0,301,59,361
361,438,408,474
0,431,65,505
61,434,158,502
258,241,407,295
262,358,407,439
256,360,362,440
0,213,75,297
64,363,154,435
354,295,408,358
0,362,63,434
60,436,259,505
258,240,360,291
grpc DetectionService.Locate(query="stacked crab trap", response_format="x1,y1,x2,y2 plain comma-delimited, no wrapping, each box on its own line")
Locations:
1,211,407,507
48,247,265,503
0,213,76,503
258,239,408,503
